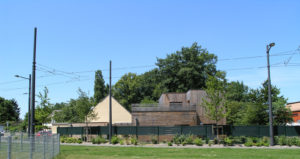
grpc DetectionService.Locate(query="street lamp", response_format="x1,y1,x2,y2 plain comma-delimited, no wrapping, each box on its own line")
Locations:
266,42,275,146
15,74,31,136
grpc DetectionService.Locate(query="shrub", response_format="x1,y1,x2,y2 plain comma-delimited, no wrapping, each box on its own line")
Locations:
92,136,107,144
131,137,138,145
168,141,173,146
208,140,213,146
193,138,203,146
151,136,158,144
120,139,125,145
245,138,253,147
278,136,287,146
296,138,300,147
290,137,298,146
111,136,119,144
77,138,82,144
224,137,233,146
182,141,188,146
208,140,214,146
173,134,185,145
185,135,194,145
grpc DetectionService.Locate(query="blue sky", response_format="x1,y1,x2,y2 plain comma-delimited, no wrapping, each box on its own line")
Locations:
1,0,300,119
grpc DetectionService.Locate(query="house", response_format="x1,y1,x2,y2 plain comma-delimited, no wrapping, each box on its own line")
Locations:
52,96,132,134
286,101,300,125
87,96,132,124
132,90,226,126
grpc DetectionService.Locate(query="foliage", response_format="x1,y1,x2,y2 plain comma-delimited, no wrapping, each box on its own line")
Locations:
130,137,138,145
151,135,158,144
224,137,233,146
60,136,82,144
92,136,107,144
94,70,107,104
167,141,173,146
113,73,143,111
193,138,203,146
202,72,226,135
0,97,20,124
156,42,218,92
53,89,95,123
111,136,120,144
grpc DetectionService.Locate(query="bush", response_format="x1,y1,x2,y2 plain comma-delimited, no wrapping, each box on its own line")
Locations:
168,141,173,146
151,136,158,144
60,137,82,144
172,134,186,145
92,136,107,144
77,138,82,144
120,139,125,145
111,136,119,144
245,138,253,147
205,138,209,144
278,136,287,146
185,135,194,145
131,137,138,145
193,138,203,146
224,137,233,146
208,140,213,146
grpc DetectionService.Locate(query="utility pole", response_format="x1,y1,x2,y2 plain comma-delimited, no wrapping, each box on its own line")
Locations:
266,42,275,146
31,27,37,135
28,74,31,137
109,61,112,144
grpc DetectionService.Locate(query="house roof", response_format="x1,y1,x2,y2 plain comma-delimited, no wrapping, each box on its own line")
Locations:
88,96,132,124
287,101,300,112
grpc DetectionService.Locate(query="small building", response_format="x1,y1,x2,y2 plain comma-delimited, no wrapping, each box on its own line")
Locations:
88,96,132,124
287,101,300,125
52,96,132,134
132,90,226,126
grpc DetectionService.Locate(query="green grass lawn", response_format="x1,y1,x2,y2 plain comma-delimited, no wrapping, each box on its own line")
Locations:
55,145,300,159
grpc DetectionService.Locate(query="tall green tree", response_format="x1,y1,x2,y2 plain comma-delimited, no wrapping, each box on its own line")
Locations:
156,42,218,92
35,87,53,125
94,70,106,104
0,97,20,123
113,73,143,111
202,72,226,138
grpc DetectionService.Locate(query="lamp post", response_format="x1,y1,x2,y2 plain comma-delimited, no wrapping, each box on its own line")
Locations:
266,42,275,146
15,74,31,136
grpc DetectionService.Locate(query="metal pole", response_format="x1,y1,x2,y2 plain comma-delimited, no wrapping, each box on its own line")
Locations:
28,74,31,137
7,136,12,159
109,60,112,144
31,27,37,135
30,136,33,159
43,136,46,159
21,132,23,151
266,44,274,146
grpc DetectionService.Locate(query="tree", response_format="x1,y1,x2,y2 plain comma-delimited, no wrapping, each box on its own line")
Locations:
94,70,106,104
35,87,53,127
272,98,293,125
0,97,20,123
202,72,226,138
245,80,292,125
226,81,249,102
156,42,218,92
113,73,143,111
53,89,95,123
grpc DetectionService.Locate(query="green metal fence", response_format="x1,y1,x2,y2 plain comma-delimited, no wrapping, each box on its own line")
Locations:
57,125,300,139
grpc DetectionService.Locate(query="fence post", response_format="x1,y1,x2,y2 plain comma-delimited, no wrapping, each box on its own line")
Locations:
43,135,46,159
20,132,23,152
30,136,33,159
7,136,12,159
0,135,2,150
52,134,55,158
157,126,159,143
58,134,60,155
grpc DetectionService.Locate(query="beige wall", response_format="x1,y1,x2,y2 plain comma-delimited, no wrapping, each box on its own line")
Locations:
88,96,132,124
